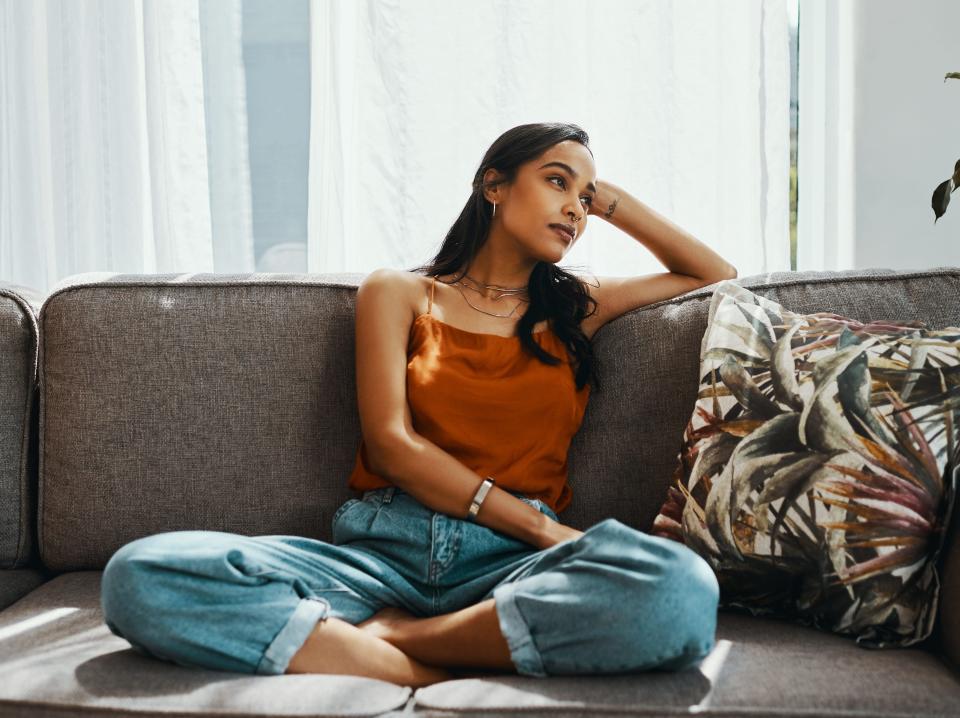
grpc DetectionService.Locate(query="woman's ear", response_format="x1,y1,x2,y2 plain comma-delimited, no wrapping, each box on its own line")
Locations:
481,168,506,204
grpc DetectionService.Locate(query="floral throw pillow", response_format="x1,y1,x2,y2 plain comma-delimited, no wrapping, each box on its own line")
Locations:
652,280,960,648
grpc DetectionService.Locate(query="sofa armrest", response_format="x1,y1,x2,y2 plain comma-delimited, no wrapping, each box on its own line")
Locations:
0,286,41,571
0,568,49,611
936,466,960,673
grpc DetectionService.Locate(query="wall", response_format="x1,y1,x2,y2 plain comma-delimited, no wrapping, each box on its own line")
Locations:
850,0,960,269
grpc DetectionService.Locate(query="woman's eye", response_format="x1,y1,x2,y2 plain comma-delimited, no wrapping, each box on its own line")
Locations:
550,176,592,205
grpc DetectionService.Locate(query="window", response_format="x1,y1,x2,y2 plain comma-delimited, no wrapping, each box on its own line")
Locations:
789,0,799,269
241,0,310,272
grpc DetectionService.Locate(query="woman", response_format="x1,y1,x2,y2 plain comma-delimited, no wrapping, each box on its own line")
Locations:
100,122,737,687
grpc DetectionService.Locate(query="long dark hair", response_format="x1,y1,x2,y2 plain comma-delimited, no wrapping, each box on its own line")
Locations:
407,122,601,392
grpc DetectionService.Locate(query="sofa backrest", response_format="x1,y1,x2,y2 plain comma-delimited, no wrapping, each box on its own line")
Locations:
33,270,960,589
38,273,366,572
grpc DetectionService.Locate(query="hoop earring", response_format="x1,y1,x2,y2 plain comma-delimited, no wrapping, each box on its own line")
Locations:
492,202,496,218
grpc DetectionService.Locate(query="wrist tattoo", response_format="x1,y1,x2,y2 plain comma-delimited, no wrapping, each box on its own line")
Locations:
603,196,620,219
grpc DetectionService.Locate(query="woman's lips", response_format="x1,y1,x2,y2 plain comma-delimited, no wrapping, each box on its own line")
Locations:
550,226,573,242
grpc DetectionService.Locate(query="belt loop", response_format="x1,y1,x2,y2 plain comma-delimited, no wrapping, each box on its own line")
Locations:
383,486,396,504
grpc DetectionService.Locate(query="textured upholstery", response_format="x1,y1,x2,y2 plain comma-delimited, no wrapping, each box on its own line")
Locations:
0,285,40,571
0,572,413,716
0,267,958,716
38,273,367,571
416,610,960,717
0,572,957,718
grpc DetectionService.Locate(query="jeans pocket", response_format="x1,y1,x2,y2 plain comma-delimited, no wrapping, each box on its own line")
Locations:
332,498,361,526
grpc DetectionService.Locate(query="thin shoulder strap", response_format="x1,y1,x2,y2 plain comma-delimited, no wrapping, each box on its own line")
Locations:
427,276,436,315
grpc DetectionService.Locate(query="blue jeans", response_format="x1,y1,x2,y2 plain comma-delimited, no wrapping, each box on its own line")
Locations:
100,486,719,677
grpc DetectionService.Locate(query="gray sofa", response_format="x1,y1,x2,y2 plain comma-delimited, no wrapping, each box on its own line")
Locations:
2,267,960,717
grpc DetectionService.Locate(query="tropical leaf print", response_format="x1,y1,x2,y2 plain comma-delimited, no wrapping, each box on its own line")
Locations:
653,281,960,647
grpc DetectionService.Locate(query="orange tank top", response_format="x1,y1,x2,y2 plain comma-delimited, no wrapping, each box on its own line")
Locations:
347,275,591,513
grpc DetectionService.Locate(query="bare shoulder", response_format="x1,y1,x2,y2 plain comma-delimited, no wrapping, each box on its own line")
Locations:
353,269,428,462
358,268,425,324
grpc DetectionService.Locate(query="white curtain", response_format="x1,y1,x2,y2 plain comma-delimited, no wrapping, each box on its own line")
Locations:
1,0,790,296
308,0,792,278
0,0,254,297
795,0,855,271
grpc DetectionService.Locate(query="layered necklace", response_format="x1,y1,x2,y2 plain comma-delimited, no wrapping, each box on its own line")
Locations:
446,273,528,319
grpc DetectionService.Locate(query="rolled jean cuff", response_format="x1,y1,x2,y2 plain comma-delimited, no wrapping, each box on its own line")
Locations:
493,582,547,678
256,596,331,675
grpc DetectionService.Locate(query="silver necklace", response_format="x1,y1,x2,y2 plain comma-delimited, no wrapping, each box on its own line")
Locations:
449,273,528,319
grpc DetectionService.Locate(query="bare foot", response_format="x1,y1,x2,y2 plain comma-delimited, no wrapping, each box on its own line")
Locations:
286,615,454,686
356,606,420,644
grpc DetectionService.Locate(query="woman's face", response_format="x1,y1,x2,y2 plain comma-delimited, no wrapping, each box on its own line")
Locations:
487,140,598,262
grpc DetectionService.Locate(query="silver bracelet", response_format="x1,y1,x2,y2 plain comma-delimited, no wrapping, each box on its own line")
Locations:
466,476,495,522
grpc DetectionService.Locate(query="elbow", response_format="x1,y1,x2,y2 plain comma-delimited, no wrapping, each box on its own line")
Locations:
366,444,394,479
366,433,412,478
697,265,738,289
713,265,737,281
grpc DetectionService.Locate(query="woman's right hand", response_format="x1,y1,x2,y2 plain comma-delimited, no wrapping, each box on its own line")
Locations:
534,518,585,550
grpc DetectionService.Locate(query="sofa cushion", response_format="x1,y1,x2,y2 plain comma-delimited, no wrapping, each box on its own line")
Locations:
0,571,413,717
414,609,960,717
3,570,957,718
565,266,960,665
38,272,370,571
34,269,960,581
0,284,41,570
651,280,959,648
569,267,960,533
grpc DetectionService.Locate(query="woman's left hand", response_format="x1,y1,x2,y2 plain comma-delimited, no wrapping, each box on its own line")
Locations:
587,179,622,220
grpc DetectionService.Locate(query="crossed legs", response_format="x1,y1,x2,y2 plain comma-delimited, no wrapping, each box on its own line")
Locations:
286,519,722,683
285,597,513,683
359,597,513,670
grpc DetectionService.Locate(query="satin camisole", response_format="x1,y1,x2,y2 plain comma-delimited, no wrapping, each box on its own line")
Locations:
346,275,591,513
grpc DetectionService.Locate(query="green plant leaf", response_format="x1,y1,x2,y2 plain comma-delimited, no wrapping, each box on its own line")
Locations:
932,178,953,223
